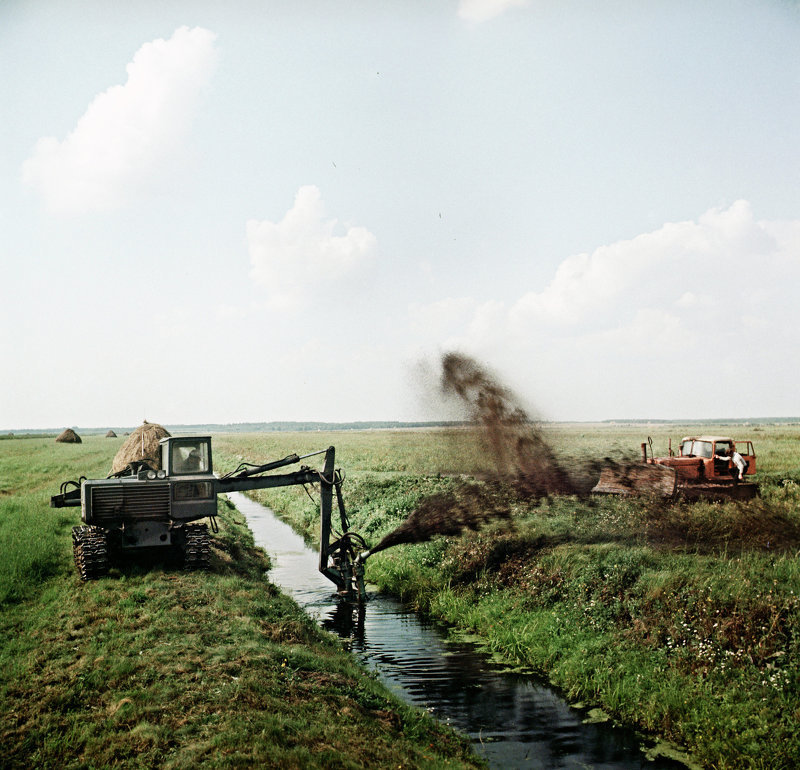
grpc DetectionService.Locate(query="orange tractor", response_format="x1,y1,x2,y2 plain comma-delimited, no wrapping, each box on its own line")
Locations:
593,435,758,501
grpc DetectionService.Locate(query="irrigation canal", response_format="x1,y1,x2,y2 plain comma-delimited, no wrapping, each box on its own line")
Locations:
229,492,689,769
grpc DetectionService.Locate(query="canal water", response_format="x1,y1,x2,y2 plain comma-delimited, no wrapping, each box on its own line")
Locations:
229,492,688,769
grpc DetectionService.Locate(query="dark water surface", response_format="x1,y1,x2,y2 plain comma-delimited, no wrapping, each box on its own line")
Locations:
229,492,688,769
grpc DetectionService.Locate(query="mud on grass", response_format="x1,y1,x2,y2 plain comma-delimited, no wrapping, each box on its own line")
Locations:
196,426,800,768
365,491,800,770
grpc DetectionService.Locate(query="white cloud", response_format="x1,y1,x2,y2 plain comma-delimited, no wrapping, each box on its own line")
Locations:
409,297,478,335
21,26,218,214
458,0,529,23
408,297,507,358
675,291,714,310
408,201,800,419
215,302,258,322
507,200,780,332
590,308,695,355
247,185,377,310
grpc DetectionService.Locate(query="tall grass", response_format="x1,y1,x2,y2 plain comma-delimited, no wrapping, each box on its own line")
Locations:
0,435,482,769
0,439,110,606
0,495,72,603
211,424,800,769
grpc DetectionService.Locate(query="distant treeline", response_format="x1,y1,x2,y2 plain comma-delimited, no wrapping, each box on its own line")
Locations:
4,417,799,439
602,417,800,425
0,433,59,440
1,421,470,438
170,421,472,433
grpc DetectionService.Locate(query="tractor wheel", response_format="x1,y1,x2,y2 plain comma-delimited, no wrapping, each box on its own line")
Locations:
183,523,211,571
72,526,109,580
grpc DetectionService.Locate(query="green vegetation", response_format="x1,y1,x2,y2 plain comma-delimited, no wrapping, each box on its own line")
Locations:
213,424,800,770
5,425,798,769
0,436,480,769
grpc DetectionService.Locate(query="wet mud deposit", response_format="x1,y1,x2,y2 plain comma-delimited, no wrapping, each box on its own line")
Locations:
230,492,688,770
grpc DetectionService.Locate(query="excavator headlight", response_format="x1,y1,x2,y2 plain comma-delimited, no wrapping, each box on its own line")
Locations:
157,469,167,479
146,470,157,480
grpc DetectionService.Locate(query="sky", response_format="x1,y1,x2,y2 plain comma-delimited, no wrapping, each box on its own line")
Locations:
1,0,799,429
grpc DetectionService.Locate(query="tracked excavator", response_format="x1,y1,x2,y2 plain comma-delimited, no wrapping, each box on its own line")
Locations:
51,437,368,601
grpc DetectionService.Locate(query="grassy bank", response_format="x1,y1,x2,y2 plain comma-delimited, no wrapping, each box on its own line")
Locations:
213,425,800,769
0,436,481,769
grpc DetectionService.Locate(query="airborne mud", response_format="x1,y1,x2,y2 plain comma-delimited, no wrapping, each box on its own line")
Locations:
440,352,576,497
370,353,585,555
368,484,511,556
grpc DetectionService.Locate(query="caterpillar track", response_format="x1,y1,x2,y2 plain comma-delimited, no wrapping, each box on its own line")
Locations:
183,523,211,570
72,525,109,580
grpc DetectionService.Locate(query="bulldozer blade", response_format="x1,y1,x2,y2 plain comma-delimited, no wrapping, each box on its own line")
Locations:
592,462,678,497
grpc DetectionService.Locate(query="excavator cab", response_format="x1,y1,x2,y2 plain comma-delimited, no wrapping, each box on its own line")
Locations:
164,436,212,475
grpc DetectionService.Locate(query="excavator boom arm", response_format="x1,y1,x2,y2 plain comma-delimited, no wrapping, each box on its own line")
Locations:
216,446,366,602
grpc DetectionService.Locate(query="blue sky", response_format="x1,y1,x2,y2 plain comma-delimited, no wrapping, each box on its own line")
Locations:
2,1,799,429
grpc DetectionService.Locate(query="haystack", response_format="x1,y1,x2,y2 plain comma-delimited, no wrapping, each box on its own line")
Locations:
56,428,81,444
110,421,171,474
105,430,117,438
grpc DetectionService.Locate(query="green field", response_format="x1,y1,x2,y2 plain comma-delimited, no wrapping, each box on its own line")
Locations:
214,423,800,770
0,435,479,769
2,424,799,769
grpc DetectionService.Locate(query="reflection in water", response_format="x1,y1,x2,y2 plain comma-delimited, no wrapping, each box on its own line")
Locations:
321,600,366,640
229,493,687,770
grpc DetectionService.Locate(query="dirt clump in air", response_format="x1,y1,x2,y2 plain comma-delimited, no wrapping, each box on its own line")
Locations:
369,483,511,556
440,352,577,497
369,353,579,555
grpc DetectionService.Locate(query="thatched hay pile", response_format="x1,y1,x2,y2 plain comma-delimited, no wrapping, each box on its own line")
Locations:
105,430,117,438
110,421,170,474
56,428,81,444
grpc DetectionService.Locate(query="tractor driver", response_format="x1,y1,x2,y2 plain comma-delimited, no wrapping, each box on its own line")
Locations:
729,448,749,481
714,446,748,482
182,449,203,472
174,446,204,473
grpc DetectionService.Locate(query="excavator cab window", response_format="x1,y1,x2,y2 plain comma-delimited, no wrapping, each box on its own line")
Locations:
171,439,211,474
